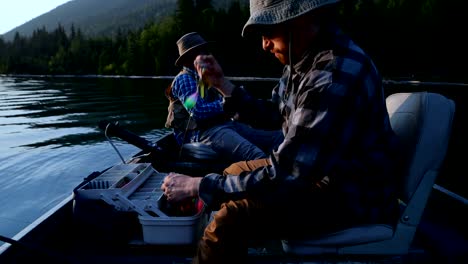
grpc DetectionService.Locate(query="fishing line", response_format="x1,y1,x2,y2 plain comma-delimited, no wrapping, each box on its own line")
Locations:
178,111,195,159
105,122,126,164
178,68,205,158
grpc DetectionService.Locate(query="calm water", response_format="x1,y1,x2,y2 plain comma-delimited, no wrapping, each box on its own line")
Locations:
0,76,172,242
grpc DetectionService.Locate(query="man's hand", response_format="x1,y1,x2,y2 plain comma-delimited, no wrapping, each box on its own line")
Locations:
194,54,235,97
161,172,202,203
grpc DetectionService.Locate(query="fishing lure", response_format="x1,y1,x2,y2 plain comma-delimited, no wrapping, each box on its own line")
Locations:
183,92,198,110
183,68,207,111
198,67,208,99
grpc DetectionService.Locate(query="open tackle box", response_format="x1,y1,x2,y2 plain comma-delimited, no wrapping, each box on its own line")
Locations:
73,163,208,245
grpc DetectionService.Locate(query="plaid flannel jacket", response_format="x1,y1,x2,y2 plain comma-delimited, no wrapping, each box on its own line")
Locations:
200,26,400,225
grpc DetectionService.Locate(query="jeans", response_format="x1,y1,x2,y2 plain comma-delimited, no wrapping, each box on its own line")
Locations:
199,120,283,163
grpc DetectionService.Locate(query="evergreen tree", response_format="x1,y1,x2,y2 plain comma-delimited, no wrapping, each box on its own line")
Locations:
175,0,196,34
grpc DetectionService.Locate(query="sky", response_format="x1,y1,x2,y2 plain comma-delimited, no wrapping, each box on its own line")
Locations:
0,0,71,35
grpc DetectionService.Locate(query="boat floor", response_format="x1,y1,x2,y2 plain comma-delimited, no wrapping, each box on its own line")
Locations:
1,195,463,264
0,234,435,264
1,166,466,263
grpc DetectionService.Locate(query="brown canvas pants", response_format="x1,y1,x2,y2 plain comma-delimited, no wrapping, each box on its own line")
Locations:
222,158,271,176
192,159,335,263
193,159,270,264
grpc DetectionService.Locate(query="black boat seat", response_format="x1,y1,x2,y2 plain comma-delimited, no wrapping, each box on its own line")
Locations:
281,92,456,257
282,224,393,254
180,142,219,161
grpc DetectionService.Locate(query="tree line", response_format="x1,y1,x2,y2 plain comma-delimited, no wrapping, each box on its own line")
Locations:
0,0,466,81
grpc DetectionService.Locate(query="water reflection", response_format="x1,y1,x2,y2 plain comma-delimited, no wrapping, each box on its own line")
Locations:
0,76,171,242
0,77,171,148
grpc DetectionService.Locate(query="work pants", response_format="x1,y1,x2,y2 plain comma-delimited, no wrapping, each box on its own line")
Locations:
192,160,341,264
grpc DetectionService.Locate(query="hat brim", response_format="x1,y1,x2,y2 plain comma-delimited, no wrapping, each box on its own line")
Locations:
242,23,279,38
241,0,340,37
175,42,210,66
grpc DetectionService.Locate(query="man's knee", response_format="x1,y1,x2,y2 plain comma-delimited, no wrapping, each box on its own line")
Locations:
223,158,271,176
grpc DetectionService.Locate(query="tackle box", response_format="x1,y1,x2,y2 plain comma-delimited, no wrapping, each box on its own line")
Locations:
73,163,207,245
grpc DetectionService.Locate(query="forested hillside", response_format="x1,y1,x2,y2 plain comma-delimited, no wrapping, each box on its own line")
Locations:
1,0,248,41
0,0,466,82
1,0,177,41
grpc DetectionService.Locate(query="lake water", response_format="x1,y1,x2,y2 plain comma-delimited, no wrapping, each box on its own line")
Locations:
0,76,174,243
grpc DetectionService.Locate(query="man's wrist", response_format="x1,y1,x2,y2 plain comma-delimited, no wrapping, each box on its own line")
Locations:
191,177,202,197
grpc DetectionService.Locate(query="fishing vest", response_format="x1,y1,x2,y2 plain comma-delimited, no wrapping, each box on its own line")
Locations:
165,70,198,131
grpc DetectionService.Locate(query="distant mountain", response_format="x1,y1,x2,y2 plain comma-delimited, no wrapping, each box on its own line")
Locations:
1,0,248,42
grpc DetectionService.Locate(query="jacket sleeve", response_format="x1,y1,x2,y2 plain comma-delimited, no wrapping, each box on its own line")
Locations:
198,71,346,209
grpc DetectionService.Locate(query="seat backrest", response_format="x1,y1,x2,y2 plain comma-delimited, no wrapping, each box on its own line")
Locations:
279,92,456,256
386,92,455,205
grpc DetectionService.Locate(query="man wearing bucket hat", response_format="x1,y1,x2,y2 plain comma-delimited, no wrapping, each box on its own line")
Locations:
165,32,283,163
162,1,401,263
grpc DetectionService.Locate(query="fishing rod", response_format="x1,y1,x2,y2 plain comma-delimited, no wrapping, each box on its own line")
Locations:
97,120,163,155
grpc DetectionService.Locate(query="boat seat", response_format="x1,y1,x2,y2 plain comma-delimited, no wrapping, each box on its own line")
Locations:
281,92,456,257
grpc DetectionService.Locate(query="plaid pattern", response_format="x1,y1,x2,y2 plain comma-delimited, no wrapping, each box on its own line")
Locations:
200,27,399,224
171,67,224,143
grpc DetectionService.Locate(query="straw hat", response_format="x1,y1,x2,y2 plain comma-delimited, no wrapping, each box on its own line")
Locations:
175,32,209,66
242,0,340,37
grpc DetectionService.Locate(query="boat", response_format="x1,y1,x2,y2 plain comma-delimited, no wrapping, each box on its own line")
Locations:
0,80,467,264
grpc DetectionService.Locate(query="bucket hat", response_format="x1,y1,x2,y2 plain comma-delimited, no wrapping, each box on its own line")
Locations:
175,32,210,66
242,0,340,37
